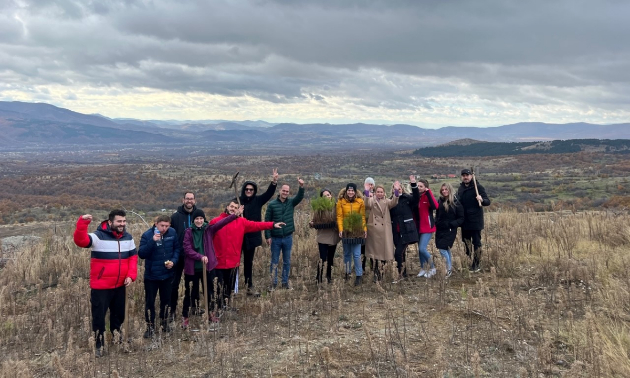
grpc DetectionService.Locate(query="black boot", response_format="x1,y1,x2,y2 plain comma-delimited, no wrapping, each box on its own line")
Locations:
354,276,362,286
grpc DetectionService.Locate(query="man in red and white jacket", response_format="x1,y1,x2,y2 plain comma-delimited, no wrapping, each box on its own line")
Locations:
73,209,138,357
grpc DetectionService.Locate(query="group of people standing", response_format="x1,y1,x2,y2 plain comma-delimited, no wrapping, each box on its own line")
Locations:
73,168,490,357
314,169,491,286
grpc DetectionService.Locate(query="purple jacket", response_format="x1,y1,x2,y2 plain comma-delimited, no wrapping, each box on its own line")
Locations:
182,214,237,275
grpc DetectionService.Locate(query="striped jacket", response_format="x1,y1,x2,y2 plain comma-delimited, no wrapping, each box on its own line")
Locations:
73,217,138,290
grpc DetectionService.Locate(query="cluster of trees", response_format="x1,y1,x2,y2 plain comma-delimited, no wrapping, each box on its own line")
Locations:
414,139,630,157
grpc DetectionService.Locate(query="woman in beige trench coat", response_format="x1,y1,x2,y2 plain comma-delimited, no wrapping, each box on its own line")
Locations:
365,182,401,282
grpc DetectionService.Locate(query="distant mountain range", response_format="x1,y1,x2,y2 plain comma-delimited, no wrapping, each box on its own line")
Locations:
1,101,629,152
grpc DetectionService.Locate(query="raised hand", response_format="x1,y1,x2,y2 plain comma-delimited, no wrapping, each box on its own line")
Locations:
298,177,304,187
272,168,279,183
81,214,93,221
394,180,401,191
235,205,244,216
409,175,416,183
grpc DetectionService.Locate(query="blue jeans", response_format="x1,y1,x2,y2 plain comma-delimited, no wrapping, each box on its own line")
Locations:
270,235,293,285
343,243,363,276
439,248,452,271
418,233,435,269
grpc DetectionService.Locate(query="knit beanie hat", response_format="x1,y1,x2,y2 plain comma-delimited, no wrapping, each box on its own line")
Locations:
191,208,206,222
364,177,375,185
345,183,358,192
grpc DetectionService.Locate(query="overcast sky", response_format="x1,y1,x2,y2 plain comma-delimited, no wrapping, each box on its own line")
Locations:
1,0,629,127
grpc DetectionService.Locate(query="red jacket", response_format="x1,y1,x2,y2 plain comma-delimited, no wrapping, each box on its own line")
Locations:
209,213,274,269
412,187,438,234
73,217,138,290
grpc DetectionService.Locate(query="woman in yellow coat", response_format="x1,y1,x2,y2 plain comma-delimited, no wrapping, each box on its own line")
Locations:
336,183,366,286
365,183,401,282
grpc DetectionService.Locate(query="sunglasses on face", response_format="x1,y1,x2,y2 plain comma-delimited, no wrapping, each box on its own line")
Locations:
245,188,255,192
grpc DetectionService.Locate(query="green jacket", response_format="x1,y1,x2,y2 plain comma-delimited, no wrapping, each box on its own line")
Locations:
264,186,304,238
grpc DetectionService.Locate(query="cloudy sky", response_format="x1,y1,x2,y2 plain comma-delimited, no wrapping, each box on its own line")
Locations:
1,0,629,127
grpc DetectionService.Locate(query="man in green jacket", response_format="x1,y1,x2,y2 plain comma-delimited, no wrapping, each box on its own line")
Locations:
265,177,305,289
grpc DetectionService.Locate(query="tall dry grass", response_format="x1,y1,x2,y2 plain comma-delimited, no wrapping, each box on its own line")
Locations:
0,209,629,377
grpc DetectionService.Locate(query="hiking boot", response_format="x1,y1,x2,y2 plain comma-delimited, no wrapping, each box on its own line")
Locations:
143,327,154,339
426,268,437,278
354,276,362,286
344,273,349,281
417,269,427,278
94,348,104,358
247,287,261,297
182,317,189,329
445,270,452,278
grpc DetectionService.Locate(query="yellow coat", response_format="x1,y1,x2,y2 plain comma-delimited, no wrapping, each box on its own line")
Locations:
336,188,366,233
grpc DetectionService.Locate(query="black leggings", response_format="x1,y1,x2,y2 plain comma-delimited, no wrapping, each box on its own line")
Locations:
394,242,409,276
317,243,336,283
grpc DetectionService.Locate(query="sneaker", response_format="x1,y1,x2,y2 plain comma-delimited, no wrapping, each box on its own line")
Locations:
445,270,452,278
268,284,277,292
354,276,362,286
246,287,261,297
208,316,220,332
417,269,427,277
281,283,292,290
426,268,437,278
94,348,104,358
182,317,189,329
143,327,154,339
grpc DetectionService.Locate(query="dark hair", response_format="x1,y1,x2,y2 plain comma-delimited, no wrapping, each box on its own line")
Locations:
108,209,126,222
155,215,171,224
418,179,429,189
229,198,239,206
183,191,195,199
320,188,332,197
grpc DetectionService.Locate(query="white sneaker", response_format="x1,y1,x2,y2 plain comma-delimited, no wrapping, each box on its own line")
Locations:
417,269,427,277
426,268,437,278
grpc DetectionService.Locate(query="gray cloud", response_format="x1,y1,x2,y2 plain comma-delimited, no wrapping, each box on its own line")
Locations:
0,0,629,125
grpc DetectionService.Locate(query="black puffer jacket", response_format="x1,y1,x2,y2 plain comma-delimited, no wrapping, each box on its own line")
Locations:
457,181,491,230
239,180,277,249
435,198,464,250
390,193,419,246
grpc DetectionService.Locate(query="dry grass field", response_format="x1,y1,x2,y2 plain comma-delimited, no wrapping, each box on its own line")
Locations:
1,208,630,377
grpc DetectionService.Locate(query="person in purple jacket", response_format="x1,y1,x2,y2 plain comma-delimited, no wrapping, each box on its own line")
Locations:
181,207,241,328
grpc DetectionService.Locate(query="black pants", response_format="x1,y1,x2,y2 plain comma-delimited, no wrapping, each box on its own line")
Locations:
144,278,173,327
360,244,372,271
372,260,387,280
317,243,336,283
214,268,237,309
169,259,185,316
184,270,216,315
183,271,202,318
394,242,409,276
242,246,256,288
461,229,483,268
91,285,126,349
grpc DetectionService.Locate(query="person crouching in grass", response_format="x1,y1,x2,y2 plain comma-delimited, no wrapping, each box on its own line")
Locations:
139,215,180,338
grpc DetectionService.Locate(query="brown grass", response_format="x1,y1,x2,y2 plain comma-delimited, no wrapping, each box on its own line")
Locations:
1,210,630,377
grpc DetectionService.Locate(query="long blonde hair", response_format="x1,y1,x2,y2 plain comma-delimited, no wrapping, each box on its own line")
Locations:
390,181,408,197
440,183,456,212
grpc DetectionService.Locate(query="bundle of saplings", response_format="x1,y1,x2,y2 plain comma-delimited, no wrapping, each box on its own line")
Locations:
342,212,365,244
310,195,336,229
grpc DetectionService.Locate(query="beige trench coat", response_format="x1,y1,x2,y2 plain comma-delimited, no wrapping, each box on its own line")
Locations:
365,195,399,261
317,207,340,246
